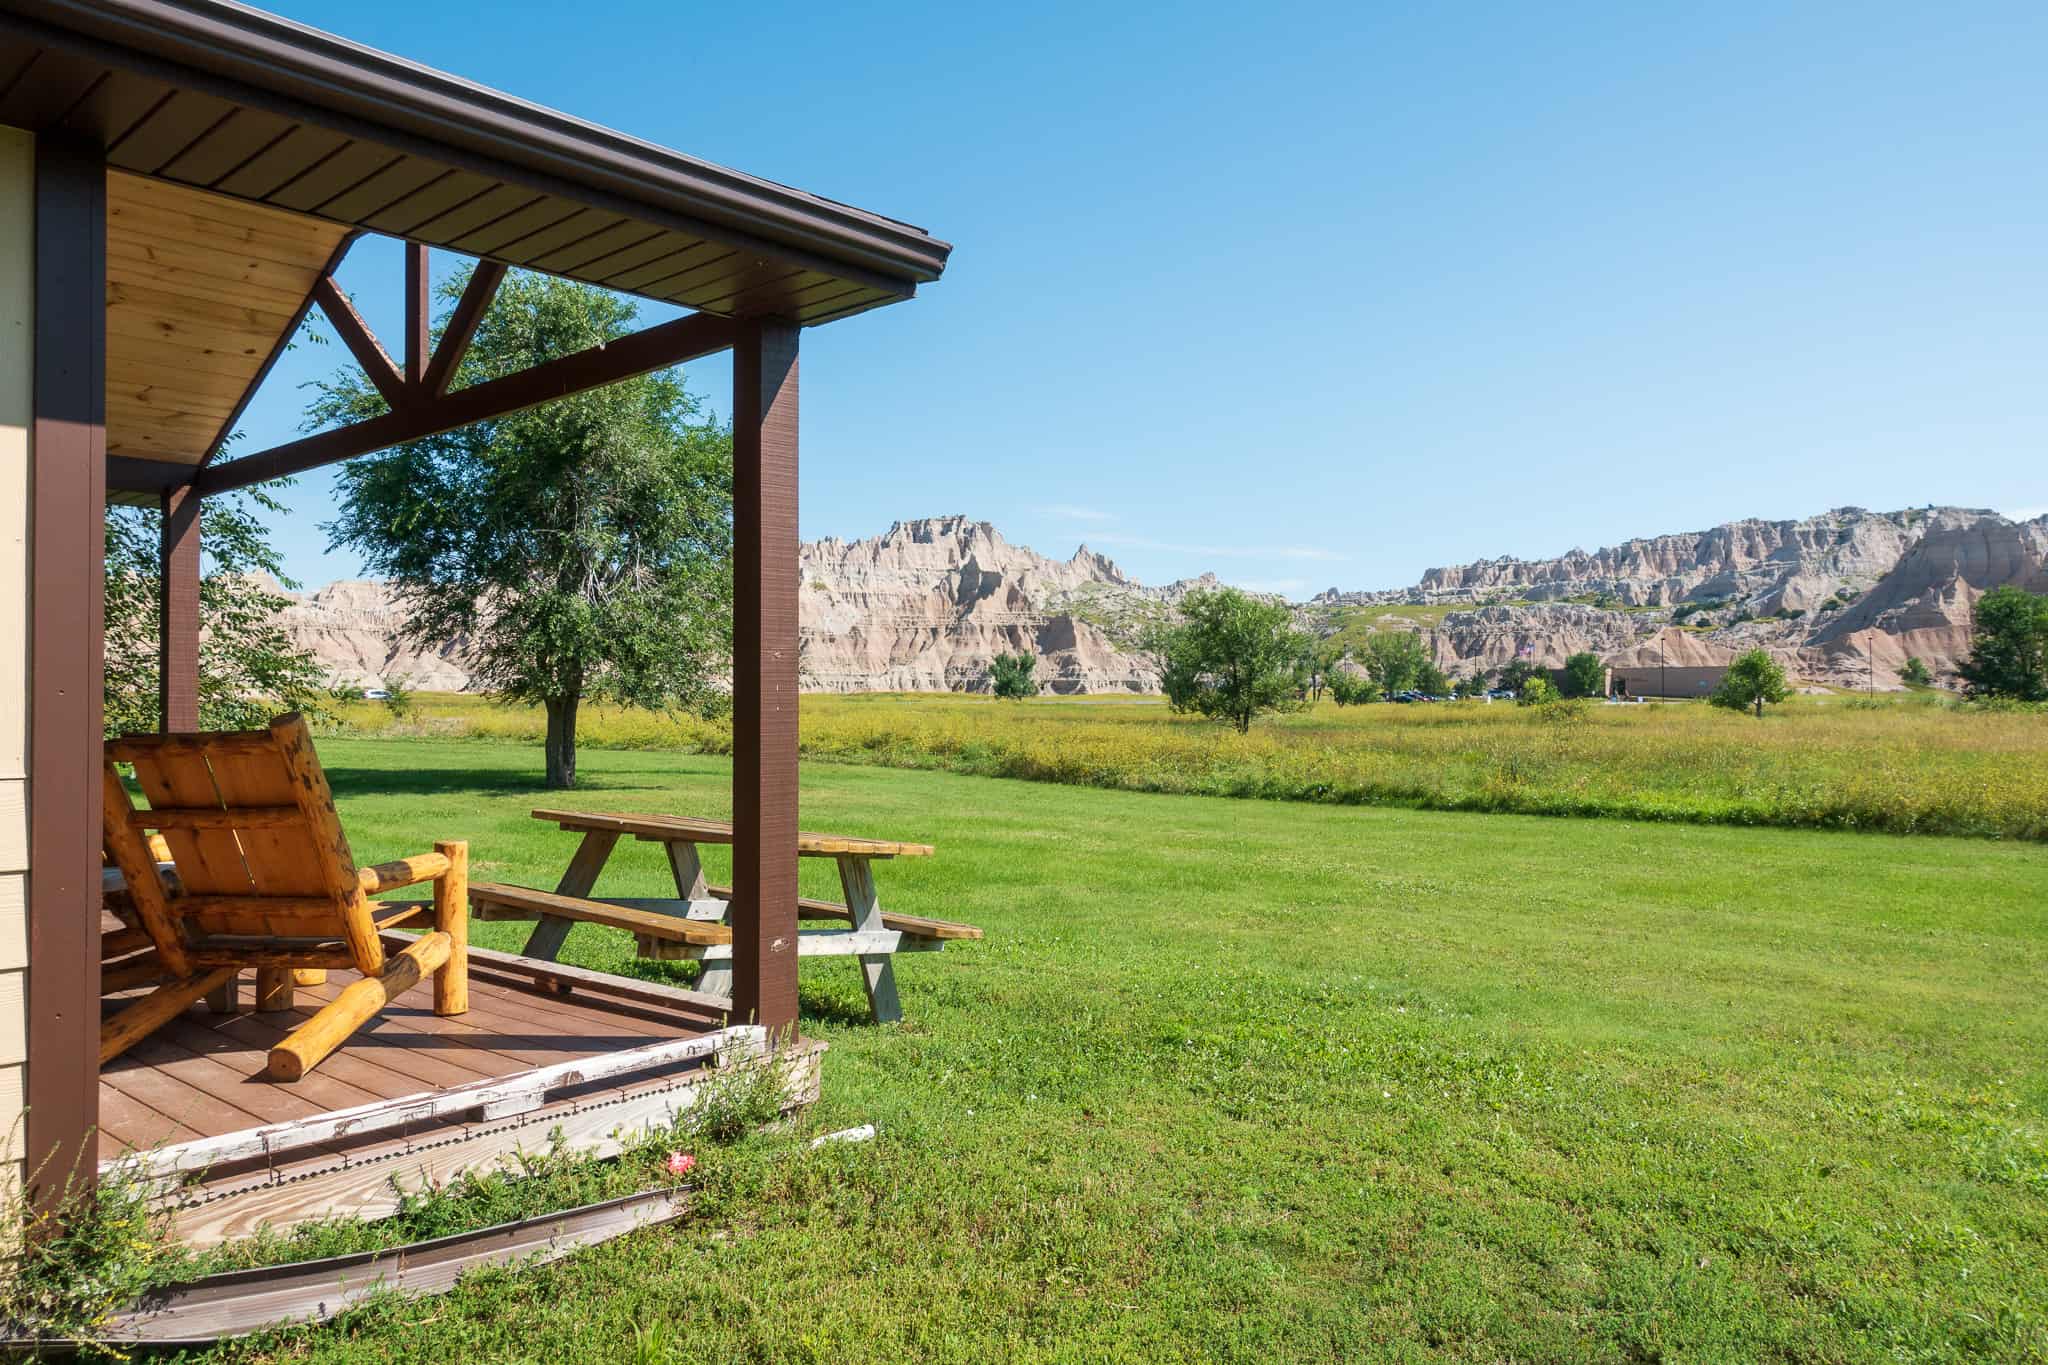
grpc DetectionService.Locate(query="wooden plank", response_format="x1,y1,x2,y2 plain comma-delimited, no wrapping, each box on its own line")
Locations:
532,808,935,857
131,804,298,830
838,854,901,1023
520,828,617,962
704,884,983,941
312,274,406,408
106,229,333,303
102,969,239,1064
116,1024,765,1181
266,715,380,974
476,883,730,946
454,942,730,1019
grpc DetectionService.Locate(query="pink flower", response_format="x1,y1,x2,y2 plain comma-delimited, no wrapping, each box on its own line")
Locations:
666,1151,696,1177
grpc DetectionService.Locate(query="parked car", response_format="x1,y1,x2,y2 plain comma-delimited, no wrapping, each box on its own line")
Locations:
363,687,391,700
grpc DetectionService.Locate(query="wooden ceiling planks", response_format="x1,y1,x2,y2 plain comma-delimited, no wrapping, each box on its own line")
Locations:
104,171,350,467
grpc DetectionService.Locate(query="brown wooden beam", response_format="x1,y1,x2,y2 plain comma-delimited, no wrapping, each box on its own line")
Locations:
422,259,505,398
729,318,800,1038
194,230,361,473
198,310,740,496
311,274,407,410
158,483,201,732
404,241,430,388
28,135,106,1209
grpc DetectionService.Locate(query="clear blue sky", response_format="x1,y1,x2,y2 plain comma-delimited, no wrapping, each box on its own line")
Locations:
239,0,2047,597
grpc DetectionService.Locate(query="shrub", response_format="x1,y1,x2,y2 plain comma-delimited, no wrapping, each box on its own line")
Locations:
989,651,1037,700
1518,677,1560,706
1561,652,1605,698
1958,586,2048,701
1712,649,1790,717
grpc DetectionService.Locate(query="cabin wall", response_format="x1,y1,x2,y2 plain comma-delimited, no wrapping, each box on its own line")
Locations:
0,124,34,1194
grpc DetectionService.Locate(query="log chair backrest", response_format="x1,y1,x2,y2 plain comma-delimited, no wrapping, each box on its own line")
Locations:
101,713,385,978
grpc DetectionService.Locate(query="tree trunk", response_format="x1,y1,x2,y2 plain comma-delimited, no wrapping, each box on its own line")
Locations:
1754,696,1763,719
544,693,580,788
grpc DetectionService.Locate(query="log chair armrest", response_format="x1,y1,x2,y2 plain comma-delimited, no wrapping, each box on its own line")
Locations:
358,851,454,896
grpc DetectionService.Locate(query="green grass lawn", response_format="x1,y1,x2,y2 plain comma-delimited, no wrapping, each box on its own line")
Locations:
205,738,2045,1363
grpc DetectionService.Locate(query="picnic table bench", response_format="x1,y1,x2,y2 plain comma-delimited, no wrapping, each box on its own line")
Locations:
466,810,979,1024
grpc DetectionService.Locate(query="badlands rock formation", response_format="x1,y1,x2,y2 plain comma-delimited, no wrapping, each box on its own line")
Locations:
797,516,1183,693
275,506,2048,695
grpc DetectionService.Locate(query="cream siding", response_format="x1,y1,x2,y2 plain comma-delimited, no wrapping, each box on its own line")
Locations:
0,123,34,1192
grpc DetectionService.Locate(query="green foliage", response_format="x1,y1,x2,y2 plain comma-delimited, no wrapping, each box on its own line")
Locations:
328,682,367,703
1413,660,1452,697
1495,657,1538,694
1295,638,1346,701
1518,676,1561,706
316,267,734,788
1897,655,1935,689
1453,668,1492,700
1712,648,1792,717
381,673,417,720
0,1152,187,1346
1958,585,2048,701
1358,630,1428,700
1560,651,1605,698
988,651,1038,700
1327,669,1376,706
1150,587,1310,733
103,485,327,736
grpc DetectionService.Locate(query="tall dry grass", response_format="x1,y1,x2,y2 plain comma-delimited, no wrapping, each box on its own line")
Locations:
327,691,2048,840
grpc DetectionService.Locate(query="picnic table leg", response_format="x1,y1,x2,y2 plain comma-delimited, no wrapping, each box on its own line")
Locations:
836,854,901,1024
522,829,619,962
667,840,733,997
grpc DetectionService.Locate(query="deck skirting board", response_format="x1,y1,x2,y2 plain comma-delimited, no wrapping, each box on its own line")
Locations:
155,1039,824,1248
107,1024,769,1184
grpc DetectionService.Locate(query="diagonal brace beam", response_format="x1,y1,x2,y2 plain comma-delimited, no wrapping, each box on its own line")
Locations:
422,260,506,397
197,310,743,496
312,274,408,409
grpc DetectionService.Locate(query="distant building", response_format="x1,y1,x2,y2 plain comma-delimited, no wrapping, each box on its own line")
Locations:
1606,665,1728,699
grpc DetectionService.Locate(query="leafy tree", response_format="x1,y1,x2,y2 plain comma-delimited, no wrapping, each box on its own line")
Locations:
1956,586,2048,701
1496,657,1538,695
1896,655,1934,690
989,651,1037,699
1296,638,1345,702
1359,631,1427,700
1327,669,1375,706
317,269,734,788
1560,651,1606,699
1151,587,1310,733
1453,669,1491,700
1711,648,1791,717
103,485,326,736
1518,676,1560,706
1414,660,1452,697
381,673,417,720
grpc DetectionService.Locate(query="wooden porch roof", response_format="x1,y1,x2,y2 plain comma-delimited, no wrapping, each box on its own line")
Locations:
2,0,952,491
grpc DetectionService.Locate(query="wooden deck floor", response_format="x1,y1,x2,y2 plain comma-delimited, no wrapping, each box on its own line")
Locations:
99,966,723,1160
93,952,790,1245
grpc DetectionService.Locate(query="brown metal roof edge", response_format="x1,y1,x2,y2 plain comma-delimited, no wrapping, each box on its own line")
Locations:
4,0,952,295
3,1186,692,1347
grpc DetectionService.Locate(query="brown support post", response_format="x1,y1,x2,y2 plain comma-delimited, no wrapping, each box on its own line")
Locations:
28,136,106,1207
403,242,429,388
729,319,800,1039
158,483,200,732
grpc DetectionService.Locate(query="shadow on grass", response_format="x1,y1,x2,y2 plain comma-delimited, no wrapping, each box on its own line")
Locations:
323,765,672,801
622,960,882,1028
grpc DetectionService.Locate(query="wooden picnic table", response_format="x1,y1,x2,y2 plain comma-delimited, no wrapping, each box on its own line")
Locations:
469,809,973,1024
